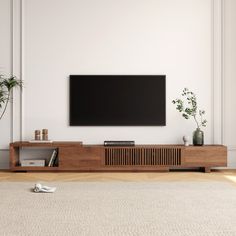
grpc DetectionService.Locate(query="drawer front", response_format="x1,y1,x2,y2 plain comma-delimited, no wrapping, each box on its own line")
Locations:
59,147,103,169
183,146,227,167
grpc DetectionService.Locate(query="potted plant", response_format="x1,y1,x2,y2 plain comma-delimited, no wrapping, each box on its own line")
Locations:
0,75,23,120
172,88,207,146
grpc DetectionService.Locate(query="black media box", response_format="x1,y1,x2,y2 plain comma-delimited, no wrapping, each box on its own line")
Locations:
104,141,135,147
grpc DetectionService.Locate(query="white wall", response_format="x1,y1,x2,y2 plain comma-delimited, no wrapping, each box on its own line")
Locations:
0,0,235,169
0,0,12,169
0,1,12,135
23,0,212,144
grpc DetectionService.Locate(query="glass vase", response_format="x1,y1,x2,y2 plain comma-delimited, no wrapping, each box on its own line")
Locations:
193,128,204,146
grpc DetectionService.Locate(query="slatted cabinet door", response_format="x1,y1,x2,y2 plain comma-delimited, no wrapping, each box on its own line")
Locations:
104,147,182,168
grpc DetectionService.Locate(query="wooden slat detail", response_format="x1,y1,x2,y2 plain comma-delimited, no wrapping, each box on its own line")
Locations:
104,147,182,166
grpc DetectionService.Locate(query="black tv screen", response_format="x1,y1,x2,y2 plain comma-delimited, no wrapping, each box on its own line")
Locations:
70,75,166,126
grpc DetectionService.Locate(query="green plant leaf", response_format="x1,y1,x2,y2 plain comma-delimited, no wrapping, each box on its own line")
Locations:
172,88,207,128
0,75,23,120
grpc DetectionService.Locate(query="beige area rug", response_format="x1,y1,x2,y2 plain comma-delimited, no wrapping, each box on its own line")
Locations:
1,182,236,236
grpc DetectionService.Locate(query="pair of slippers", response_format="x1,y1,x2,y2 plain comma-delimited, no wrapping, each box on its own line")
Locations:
33,183,56,193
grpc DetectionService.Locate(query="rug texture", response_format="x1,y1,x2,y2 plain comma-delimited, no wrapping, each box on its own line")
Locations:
1,182,236,236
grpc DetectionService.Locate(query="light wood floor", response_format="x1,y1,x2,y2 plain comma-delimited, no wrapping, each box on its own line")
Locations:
1,170,236,184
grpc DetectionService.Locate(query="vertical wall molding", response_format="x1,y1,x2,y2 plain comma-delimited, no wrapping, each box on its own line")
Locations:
10,0,13,143
212,0,224,144
20,0,24,141
11,0,23,142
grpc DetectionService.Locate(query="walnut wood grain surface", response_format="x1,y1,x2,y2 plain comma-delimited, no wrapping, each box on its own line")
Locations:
9,142,227,172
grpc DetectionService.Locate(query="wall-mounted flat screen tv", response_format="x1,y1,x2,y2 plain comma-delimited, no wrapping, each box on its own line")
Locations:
70,75,166,126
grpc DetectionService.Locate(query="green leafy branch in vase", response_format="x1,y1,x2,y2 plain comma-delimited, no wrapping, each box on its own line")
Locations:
172,88,207,129
0,75,23,120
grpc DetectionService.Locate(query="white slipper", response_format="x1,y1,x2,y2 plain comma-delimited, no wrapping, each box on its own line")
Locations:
33,183,56,193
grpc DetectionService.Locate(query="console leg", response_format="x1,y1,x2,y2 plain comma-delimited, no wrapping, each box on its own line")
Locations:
203,167,211,173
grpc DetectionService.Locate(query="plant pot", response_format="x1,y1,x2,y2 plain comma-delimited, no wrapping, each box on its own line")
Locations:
193,128,204,146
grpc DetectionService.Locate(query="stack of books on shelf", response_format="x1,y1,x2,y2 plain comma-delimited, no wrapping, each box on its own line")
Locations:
48,148,59,167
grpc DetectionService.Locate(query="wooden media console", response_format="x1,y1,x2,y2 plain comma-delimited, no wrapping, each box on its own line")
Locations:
10,142,227,172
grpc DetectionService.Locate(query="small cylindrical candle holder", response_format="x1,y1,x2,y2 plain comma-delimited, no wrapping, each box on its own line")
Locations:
42,129,48,140
35,130,41,140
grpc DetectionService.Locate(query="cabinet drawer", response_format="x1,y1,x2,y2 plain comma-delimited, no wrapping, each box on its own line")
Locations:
183,146,227,166
59,147,103,169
